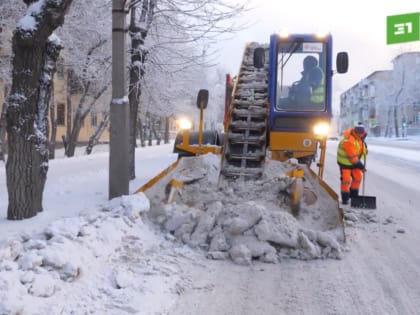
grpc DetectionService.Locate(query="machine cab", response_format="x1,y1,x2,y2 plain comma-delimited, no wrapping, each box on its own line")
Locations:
276,40,328,112
266,33,348,167
268,32,347,131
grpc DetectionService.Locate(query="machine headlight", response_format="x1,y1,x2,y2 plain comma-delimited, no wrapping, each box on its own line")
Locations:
177,117,193,130
279,29,289,39
313,123,330,137
315,30,329,39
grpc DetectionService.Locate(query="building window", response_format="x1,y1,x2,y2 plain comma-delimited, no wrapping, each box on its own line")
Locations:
368,84,375,97
91,112,97,127
57,103,65,126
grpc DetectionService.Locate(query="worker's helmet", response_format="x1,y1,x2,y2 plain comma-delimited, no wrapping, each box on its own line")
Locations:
303,56,318,71
354,123,366,137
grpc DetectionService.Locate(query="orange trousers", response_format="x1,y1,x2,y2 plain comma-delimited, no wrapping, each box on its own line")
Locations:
340,168,363,192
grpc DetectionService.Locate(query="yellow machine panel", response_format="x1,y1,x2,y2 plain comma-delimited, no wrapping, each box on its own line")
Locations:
269,131,317,161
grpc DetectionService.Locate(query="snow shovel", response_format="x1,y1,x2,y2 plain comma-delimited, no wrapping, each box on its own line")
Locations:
351,157,376,209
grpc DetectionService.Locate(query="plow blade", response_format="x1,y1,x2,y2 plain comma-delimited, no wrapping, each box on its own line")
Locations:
285,163,345,242
304,166,345,241
351,195,376,209
134,159,180,194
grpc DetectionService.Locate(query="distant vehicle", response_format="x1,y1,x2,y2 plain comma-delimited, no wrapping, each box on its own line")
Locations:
328,135,340,141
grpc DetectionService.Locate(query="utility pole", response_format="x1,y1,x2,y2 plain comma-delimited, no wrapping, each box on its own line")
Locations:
109,0,129,199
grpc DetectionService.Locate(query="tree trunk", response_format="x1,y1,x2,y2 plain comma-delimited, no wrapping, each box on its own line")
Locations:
65,109,85,157
49,83,57,159
164,116,170,144
138,117,145,147
0,85,9,161
64,71,73,152
385,108,391,137
86,112,109,155
128,2,156,179
36,42,62,161
5,0,70,220
128,8,141,180
394,105,399,138
152,117,161,145
65,81,90,157
147,117,152,146
65,83,108,157
0,110,6,161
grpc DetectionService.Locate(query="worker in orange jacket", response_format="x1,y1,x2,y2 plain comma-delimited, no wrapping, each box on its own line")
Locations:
336,124,368,204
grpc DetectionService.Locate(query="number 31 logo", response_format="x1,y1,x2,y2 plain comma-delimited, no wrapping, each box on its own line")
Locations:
387,12,420,45
394,22,412,35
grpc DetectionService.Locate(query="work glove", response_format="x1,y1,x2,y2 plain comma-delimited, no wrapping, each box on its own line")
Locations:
354,160,364,170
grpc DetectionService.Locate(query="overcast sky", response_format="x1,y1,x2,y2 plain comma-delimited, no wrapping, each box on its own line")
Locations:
217,0,420,110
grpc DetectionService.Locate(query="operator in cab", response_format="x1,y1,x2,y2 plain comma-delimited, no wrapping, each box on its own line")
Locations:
278,55,325,110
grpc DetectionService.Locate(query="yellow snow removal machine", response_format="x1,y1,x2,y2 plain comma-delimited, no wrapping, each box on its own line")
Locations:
136,32,348,238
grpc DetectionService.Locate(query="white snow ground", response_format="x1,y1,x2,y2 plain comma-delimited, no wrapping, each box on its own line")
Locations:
0,135,420,314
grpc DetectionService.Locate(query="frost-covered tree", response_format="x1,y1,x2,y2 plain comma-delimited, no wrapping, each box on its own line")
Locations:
128,1,156,179
0,2,25,83
56,0,112,157
127,0,248,178
207,67,230,129
5,0,73,220
85,111,109,155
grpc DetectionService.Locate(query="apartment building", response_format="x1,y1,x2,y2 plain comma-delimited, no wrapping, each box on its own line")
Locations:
340,52,420,137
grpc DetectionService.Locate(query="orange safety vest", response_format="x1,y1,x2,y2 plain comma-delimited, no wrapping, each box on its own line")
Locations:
337,128,367,166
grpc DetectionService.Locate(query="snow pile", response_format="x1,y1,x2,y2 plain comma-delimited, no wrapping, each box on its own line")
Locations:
343,208,378,225
0,194,185,315
343,208,399,229
144,154,345,265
